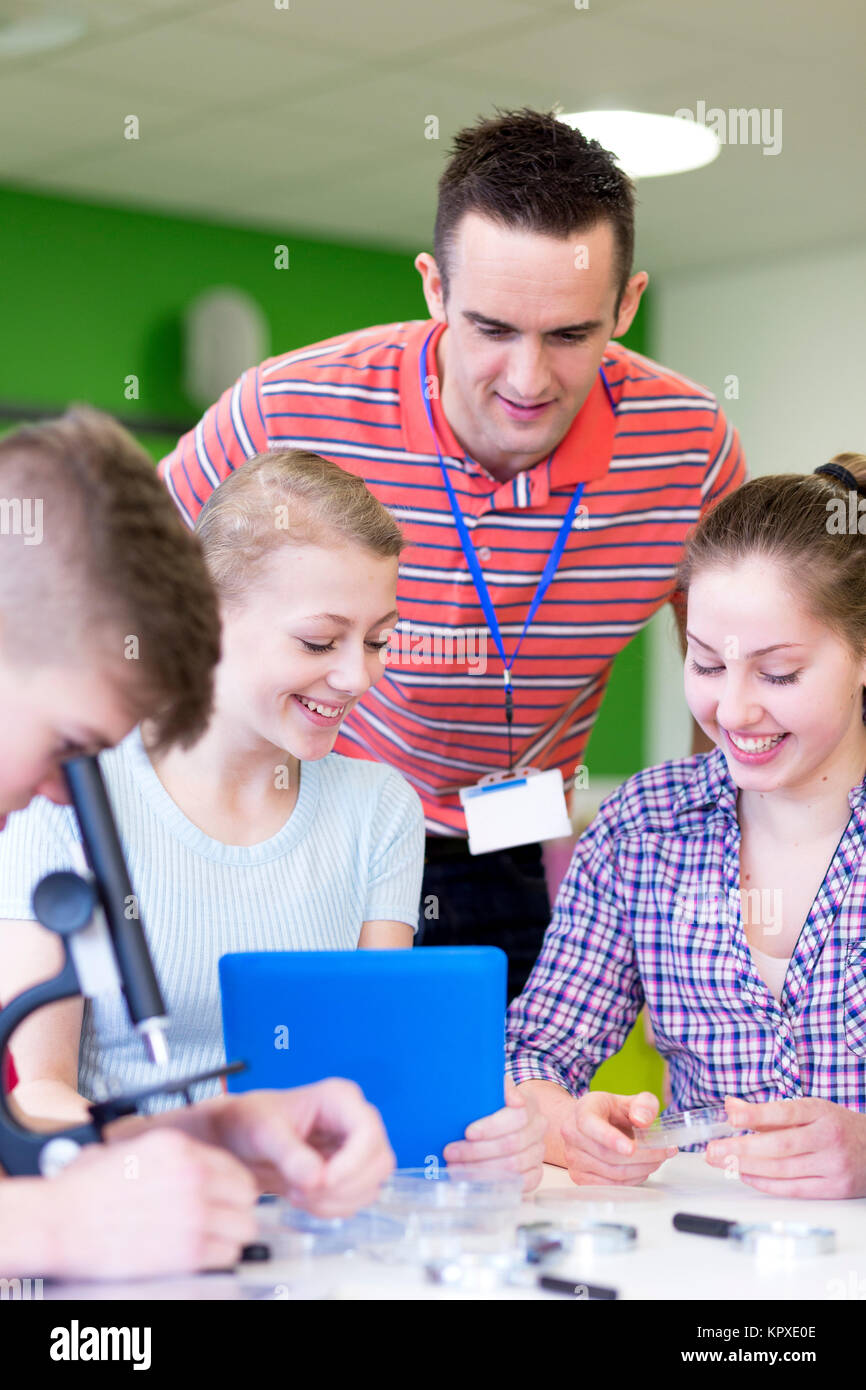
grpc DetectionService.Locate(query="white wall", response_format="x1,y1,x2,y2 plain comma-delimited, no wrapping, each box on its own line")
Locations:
645,238,866,764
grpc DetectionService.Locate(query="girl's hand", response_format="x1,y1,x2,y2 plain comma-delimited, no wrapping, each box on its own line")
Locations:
441,1080,548,1192
705,1095,866,1198
560,1090,677,1185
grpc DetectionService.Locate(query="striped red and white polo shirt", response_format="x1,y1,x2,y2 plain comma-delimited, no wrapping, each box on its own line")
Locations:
159,318,745,834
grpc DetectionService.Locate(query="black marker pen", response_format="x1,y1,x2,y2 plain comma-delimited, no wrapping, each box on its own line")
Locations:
537,1275,618,1300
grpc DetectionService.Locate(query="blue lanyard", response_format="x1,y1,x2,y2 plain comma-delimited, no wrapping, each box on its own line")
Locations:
419,325,589,767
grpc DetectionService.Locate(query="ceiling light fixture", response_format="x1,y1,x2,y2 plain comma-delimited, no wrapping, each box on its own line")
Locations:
558,109,721,179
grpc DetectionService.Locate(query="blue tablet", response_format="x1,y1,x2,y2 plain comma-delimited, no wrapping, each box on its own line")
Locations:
218,947,507,1167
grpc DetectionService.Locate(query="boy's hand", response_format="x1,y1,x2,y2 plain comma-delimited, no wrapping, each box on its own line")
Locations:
44,1128,259,1280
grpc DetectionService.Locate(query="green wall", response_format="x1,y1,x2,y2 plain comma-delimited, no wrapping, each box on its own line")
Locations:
0,186,420,431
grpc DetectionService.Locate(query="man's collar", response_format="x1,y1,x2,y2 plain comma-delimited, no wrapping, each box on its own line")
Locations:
400,319,617,487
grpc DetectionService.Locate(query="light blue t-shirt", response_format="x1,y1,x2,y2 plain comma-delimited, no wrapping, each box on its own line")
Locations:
0,726,424,1111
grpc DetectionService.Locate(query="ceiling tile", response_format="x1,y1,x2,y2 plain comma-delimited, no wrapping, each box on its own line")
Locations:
248,67,556,151
14,9,358,106
437,10,734,100
0,72,193,174
586,0,866,69
0,0,861,275
235,143,440,249
204,0,556,59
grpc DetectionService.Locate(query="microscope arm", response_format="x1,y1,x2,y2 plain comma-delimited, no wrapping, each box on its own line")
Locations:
0,933,103,1175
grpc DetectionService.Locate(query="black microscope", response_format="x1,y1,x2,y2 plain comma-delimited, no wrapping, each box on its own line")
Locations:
0,754,242,1176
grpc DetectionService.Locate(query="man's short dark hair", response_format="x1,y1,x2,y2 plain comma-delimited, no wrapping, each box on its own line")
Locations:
434,107,636,312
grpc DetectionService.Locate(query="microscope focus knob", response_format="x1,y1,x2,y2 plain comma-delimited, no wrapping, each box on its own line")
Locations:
39,1136,83,1177
32,871,97,936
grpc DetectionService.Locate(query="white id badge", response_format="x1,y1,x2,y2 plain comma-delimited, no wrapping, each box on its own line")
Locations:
459,766,572,855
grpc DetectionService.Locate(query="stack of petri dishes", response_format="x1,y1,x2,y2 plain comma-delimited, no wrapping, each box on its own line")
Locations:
367,1167,526,1265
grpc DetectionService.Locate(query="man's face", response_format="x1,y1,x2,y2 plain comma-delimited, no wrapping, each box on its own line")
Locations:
0,655,136,829
417,213,646,474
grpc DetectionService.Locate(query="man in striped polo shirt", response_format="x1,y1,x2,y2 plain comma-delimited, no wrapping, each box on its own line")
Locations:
159,108,744,999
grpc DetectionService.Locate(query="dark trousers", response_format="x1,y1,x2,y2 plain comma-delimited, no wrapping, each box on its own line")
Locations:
416,838,552,1003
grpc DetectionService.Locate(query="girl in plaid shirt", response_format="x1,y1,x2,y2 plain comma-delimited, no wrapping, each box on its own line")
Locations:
497,455,866,1198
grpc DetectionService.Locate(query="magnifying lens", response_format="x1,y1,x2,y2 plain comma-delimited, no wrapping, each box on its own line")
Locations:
674,1212,836,1257
518,1219,637,1261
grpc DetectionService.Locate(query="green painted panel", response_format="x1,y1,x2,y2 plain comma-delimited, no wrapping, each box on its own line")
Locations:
0,186,420,425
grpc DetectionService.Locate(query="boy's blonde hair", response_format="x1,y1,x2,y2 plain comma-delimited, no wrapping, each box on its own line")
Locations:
194,449,404,604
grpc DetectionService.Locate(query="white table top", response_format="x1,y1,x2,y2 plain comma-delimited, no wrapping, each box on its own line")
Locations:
46,1155,866,1301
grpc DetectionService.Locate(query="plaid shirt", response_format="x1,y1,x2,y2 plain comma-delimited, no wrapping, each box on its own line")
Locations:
506,748,866,1112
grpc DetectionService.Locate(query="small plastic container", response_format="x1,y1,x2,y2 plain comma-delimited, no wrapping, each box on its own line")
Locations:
632,1105,742,1149
257,1201,405,1259
368,1167,525,1264
377,1167,526,1212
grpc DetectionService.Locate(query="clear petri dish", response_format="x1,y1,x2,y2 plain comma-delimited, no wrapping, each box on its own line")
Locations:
632,1105,742,1149
258,1202,406,1258
377,1167,525,1212
366,1167,524,1265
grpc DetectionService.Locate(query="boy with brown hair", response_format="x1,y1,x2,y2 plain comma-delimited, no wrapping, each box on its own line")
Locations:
0,407,394,1281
